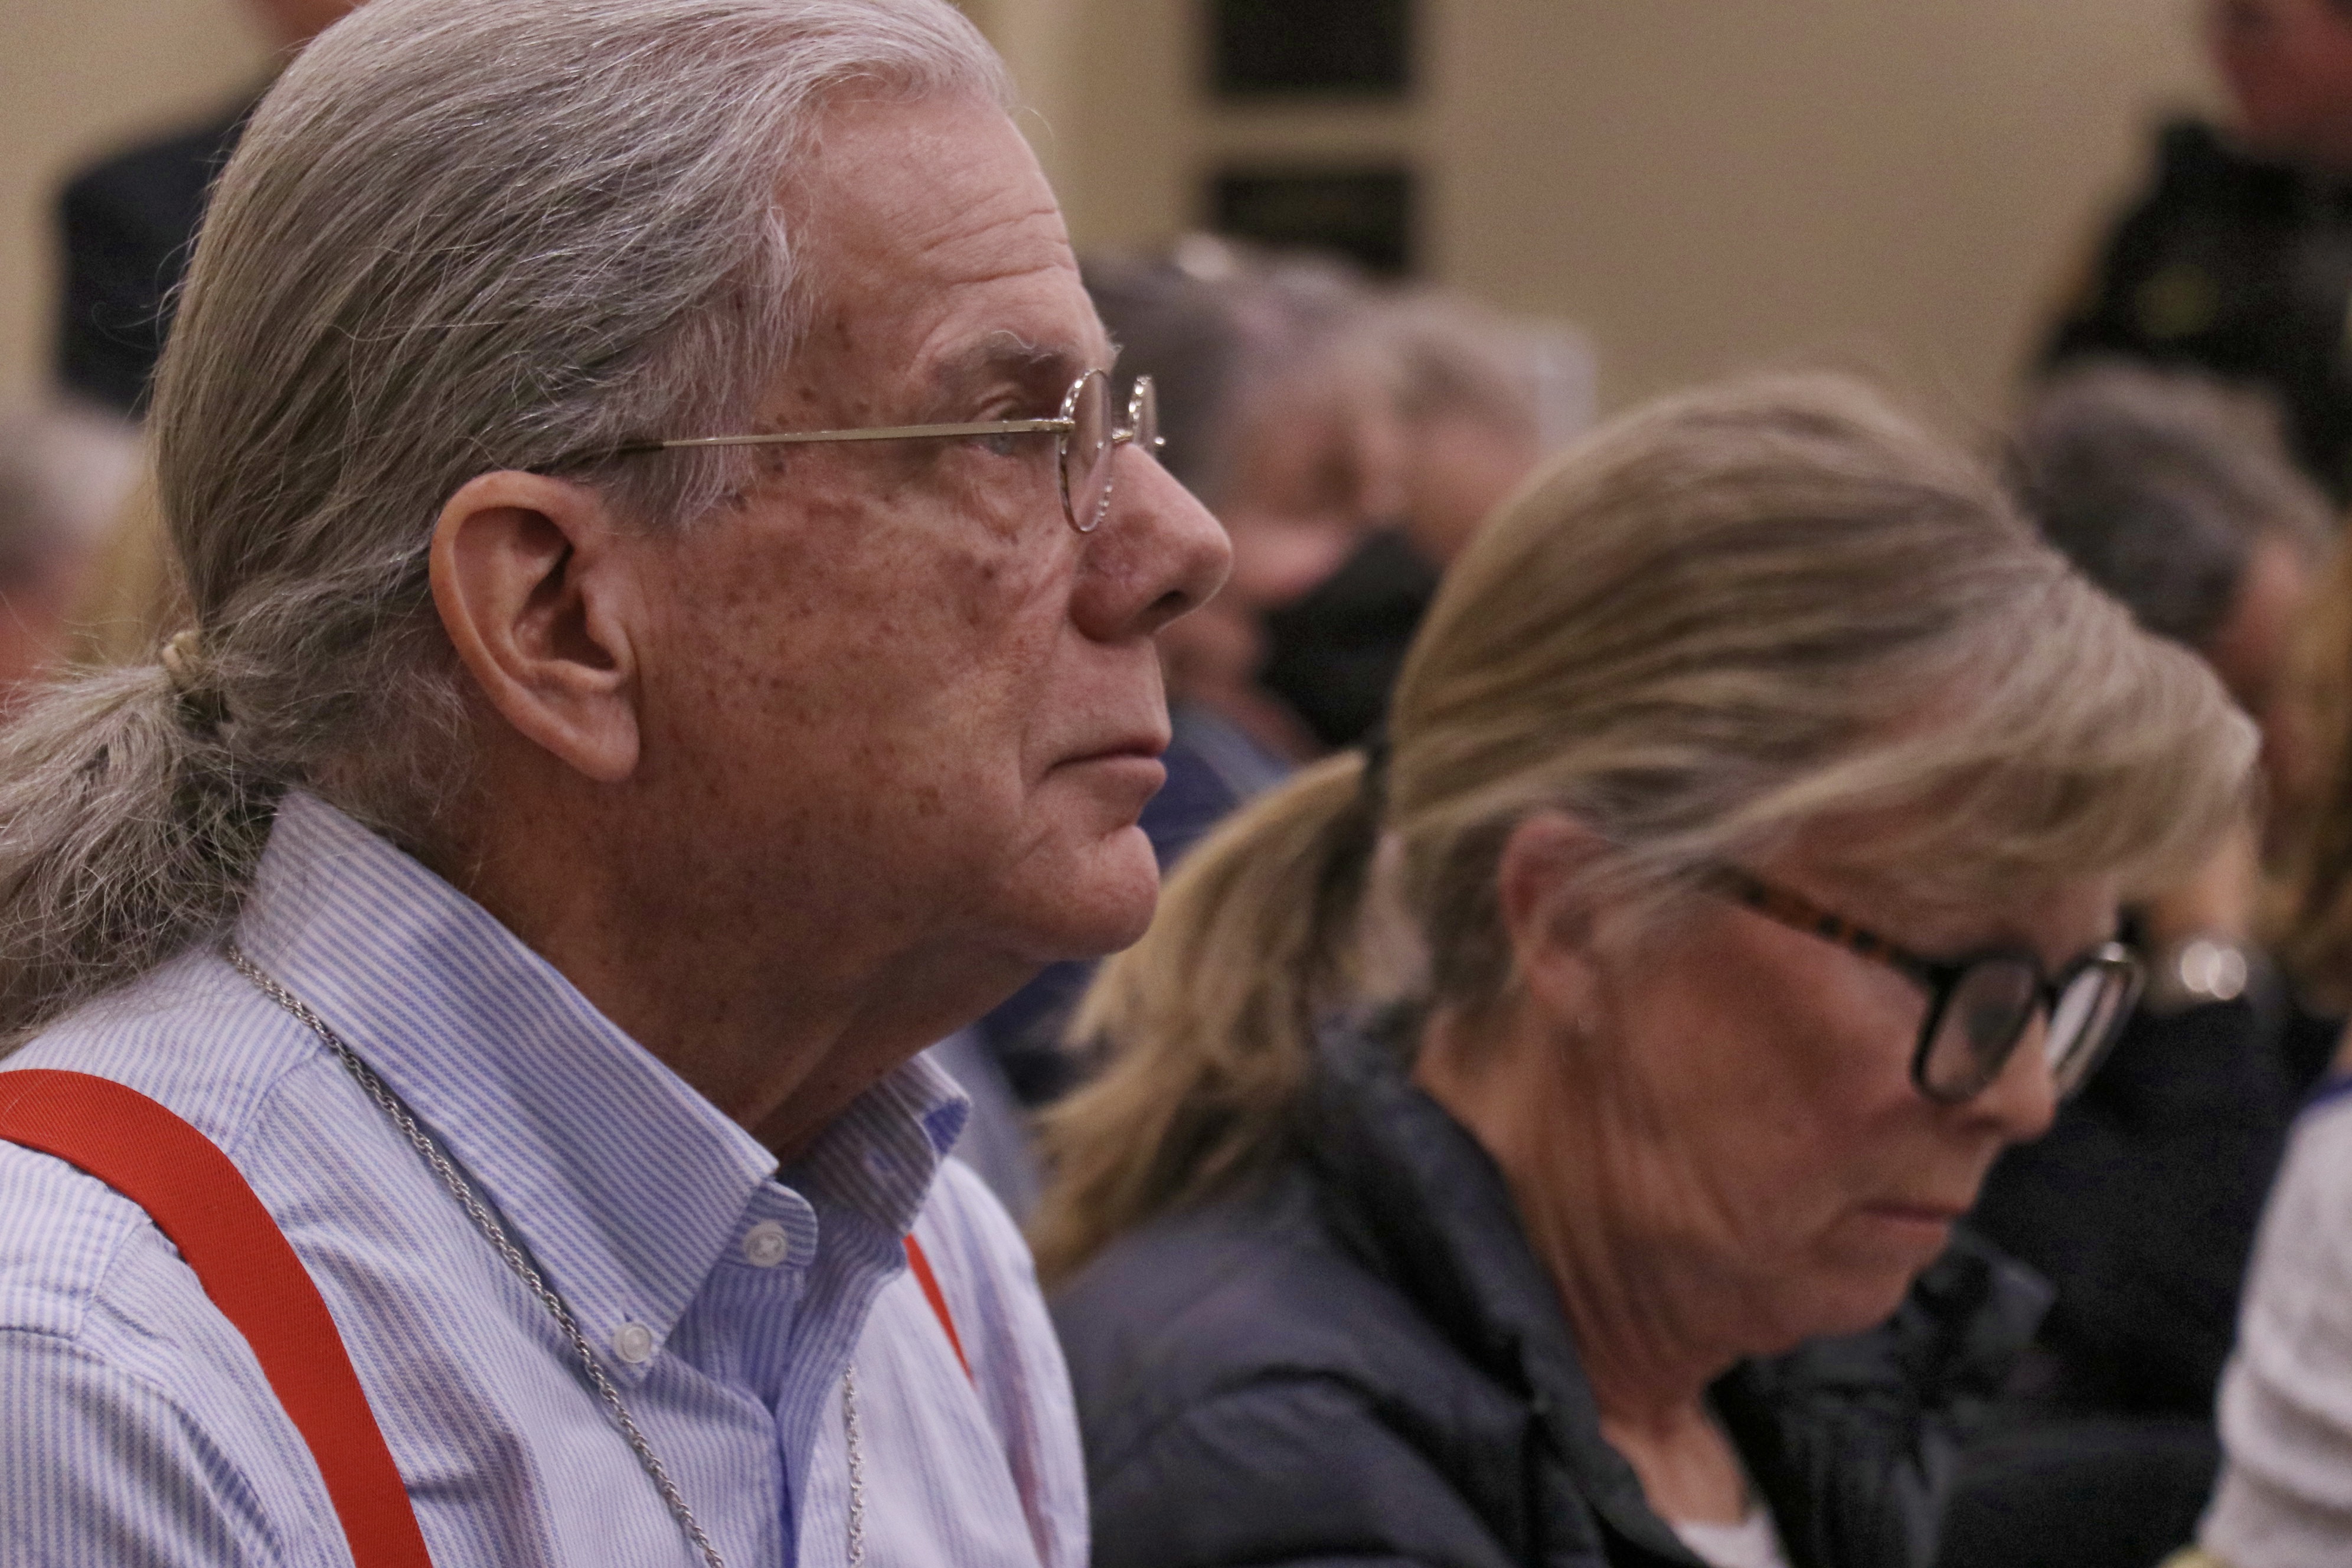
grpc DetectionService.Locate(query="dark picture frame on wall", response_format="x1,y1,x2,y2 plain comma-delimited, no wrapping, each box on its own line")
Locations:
1208,164,1416,276
1208,0,1413,100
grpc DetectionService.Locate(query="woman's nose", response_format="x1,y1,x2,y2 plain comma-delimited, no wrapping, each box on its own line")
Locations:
1969,1014,2062,1143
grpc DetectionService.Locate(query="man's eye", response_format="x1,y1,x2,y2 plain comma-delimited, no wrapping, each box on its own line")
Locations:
972,430,1023,458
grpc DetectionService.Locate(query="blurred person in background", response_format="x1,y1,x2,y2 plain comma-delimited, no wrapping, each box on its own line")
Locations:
2043,0,2352,500
1107,239,1580,773
1033,375,2255,1568
1939,364,2341,1568
2010,366,2333,828
2173,1062,2352,1568
2167,1034,2352,1568
2172,501,2352,1566
56,0,360,416
1240,275,1569,754
0,406,138,703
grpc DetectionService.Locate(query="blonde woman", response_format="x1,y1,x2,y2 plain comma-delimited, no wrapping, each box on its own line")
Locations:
1033,376,2255,1568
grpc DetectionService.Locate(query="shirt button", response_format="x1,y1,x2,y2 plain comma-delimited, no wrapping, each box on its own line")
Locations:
612,1321,656,1365
743,1220,792,1268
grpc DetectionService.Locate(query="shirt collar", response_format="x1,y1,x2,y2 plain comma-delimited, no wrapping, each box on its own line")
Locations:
793,1050,969,1243
233,791,966,1381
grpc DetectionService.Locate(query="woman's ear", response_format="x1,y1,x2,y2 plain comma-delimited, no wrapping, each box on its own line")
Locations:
429,471,642,785
1496,809,1612,1021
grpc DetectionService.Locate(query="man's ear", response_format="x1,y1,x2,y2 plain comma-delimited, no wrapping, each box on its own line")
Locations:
1495,810,1611,1021
429,471,641,785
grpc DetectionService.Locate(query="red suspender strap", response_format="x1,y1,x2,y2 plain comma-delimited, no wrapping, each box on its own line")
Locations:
900,1233,972,1383
0,1069,433,1568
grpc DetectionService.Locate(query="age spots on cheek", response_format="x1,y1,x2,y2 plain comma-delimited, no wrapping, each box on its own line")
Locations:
937,528,1073,650
893,452,1069,632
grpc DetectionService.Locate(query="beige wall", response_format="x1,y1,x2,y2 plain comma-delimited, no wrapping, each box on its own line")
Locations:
4,0,2219,427
0,0,272,404
996,0,2223,425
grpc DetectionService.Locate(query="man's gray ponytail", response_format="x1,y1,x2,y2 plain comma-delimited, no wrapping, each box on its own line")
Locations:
0,658,272,1042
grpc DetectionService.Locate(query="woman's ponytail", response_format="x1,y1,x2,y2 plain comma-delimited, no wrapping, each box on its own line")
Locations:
1030,749,1381,1283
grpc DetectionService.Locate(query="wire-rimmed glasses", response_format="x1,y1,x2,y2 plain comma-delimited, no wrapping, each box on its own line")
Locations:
604,369,1160,534
1704,865,2144,1105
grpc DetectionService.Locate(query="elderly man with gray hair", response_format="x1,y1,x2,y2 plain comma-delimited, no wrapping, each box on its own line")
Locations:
0,1,1227,1564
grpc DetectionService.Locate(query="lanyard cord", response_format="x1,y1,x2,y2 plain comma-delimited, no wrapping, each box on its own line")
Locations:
226,946,730,1568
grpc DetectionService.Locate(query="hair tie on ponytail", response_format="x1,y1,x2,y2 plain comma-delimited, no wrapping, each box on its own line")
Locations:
158,629,205,696
157,629,230,735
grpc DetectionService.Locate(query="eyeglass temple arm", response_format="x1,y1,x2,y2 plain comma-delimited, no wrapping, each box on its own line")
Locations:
619,417,1077,455
1704,865,1948,986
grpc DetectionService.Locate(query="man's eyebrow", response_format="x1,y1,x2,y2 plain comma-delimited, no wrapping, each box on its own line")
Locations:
922,339,1090,412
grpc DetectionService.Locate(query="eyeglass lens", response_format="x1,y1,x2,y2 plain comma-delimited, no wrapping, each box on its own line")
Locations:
1063,373,1114,533
2045,963,2134,1092
1061,374,1158,534
1919,958,2136,1101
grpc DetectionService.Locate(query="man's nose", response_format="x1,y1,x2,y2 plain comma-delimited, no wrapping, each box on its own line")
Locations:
1072,446,1233,642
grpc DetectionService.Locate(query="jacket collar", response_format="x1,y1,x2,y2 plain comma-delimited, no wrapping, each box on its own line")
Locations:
1713,1228,2049,1568
1305,1022,1704,1565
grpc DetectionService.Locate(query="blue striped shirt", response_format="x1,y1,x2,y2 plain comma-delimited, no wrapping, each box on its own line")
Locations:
0,792,1087,1567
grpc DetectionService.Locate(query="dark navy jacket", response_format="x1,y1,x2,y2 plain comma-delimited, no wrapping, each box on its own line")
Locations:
2044,118,2352,500
56,98,256,416
1053,1031,2049,1568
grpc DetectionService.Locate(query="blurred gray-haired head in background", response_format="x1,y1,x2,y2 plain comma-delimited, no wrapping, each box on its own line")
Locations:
2011,360,2333,832
1084,237,1591,756
2013,361,2330,652
2013,360,2324,851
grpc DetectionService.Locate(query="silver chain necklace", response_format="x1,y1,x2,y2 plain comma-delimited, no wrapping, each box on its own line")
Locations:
228,946,876,1568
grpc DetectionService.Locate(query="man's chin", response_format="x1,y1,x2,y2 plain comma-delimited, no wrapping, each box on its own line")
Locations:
1014,829,1164,962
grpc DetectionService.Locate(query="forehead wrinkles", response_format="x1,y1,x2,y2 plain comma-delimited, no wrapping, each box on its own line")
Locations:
798,95,1066,276
904,187,1070,269
791,105,1090,381
822,174,1066,283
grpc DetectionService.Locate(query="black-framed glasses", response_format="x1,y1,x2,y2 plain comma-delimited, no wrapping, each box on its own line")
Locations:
601,369,1160,534
1703,866,2144,1105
